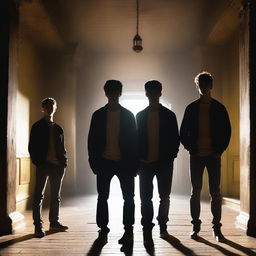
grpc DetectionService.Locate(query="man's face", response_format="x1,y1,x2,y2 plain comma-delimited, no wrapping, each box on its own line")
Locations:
106,90,121,101
146,89,161,102
197,81,212,95
41,103,57,117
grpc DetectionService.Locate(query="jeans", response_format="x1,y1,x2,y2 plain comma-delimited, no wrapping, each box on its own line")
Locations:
33,163,65,226
139,161,174,231
190,155,222,231
96,159,135,232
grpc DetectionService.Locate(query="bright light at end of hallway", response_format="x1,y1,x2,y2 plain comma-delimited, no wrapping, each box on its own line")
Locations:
120,92,148,115
120,91,172,115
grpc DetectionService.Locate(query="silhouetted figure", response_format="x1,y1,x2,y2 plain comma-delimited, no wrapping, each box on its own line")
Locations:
88,80,138,246
136,80,180,247
180,72,231,242
28,98,68,238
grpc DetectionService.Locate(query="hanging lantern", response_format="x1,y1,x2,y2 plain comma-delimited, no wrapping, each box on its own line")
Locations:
133,0,143,53
133,34,143,52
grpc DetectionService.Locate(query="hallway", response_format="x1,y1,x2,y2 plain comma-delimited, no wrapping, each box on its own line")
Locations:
0,195,255,256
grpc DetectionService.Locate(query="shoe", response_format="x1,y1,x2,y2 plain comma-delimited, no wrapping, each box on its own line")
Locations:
213,230,226,242
118,230,134,244
143,230,154,247
49,222,69,231
34,226,45,238
189,231,199,240
160,230,170,239
95,230,108,246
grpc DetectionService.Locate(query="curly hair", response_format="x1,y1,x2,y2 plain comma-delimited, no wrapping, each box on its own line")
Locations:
41,97,57,107
194,71,213,86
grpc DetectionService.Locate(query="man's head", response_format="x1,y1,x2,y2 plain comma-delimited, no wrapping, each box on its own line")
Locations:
145,80,162,103
194,71,213,95
104,80,122,100
41,97,57,117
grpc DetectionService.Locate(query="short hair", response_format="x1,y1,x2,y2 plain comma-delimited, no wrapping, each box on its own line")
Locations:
104,80,122,94
41,97,56,107
194,71,213,86
144,80,162,92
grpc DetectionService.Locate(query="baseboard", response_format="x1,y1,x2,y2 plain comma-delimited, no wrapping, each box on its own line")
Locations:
222,197,240,211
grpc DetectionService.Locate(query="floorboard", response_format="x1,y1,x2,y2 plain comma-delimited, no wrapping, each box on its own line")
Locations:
0,195,255,256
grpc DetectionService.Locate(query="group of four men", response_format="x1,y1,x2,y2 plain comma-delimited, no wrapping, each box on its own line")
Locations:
29,71,231,247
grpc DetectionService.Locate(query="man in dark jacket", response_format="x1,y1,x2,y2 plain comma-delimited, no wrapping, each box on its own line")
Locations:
88,80,138,246
136,80,180,246
180,72,231,242
29,98,68,238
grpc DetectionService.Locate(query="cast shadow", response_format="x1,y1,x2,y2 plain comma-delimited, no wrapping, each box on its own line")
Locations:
0,229,67,249
120,241,134,256
223,238,256,256
144,241,155,256
86,238,107,256
161,234,198,256
196,236,241,256
0,234,34,249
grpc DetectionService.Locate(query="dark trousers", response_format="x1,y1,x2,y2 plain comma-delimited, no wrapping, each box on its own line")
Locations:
190,155,222,231
96,159,135,232
33,163,65,226
139,161,174,231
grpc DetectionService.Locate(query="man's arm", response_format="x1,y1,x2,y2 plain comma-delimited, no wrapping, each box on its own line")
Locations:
180,107,190,150
87,113,99,174
171,113,180,158
222,106,232,151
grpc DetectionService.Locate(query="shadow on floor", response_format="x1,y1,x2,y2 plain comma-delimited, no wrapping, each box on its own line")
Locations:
223,238,256,256
0,234,34,249
86,238,107,256
196,236,242,256
120,241,134,256
161,234,198,256
0,230,65,249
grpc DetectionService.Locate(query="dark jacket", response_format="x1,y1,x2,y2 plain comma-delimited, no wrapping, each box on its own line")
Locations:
28,118,67,167
136,104,180,163
180,98,231,155
88,105,138,174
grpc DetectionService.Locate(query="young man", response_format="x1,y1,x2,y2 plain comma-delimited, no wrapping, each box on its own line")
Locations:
88,80,138,246
180,72,231,242
136,80,180,246
29,98,68,238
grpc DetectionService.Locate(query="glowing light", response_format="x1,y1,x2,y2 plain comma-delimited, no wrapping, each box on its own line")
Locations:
121,91,172,115
121,92,148,115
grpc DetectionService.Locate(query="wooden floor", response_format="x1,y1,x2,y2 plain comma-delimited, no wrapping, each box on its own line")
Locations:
0,194,256,256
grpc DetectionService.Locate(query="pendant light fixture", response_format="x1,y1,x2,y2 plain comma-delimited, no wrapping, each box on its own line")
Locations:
133,0,143,52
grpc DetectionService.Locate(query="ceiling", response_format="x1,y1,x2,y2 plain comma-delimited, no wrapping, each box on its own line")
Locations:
20,0,241,54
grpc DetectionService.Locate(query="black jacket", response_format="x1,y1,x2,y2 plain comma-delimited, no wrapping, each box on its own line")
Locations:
180,98,231,155
88,105,138,174
28,118,67,167
136,105,180,162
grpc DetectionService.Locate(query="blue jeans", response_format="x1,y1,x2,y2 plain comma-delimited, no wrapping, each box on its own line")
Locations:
139,161,174,231
96,159,135,232
190,155,222,231
33,163,65,226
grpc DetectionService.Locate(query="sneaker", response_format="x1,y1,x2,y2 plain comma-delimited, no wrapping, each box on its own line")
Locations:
143,230,154,247
189,231,199,240
118,230,134,244
34,226,45,238
160,230,170,239
213,230,226,242
49,222,69,231
95,230,108,246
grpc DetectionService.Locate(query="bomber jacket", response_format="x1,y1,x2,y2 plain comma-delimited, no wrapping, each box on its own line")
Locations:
180,98,231,155
136,104,180,163
28,118,67,167
87,104,138,174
